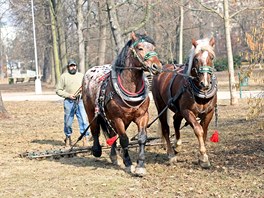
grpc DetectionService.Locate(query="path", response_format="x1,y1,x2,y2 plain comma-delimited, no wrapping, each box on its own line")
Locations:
2,90,263,101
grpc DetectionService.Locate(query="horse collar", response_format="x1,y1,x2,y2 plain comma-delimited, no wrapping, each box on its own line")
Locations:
189,75,217,99
117,74,145,96
111,68,149,105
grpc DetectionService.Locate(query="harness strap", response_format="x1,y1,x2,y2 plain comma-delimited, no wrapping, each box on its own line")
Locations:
147,82,185,129
98,77,117,135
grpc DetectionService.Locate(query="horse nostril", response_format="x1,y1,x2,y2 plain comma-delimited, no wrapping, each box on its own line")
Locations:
151,64,161,74
200,82,206,88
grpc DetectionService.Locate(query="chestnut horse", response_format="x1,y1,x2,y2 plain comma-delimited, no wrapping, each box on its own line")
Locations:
82,32,162,175
152,38,217,168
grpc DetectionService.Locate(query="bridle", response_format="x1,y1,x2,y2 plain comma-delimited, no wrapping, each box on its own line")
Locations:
130,38,159,74
192,65,214,81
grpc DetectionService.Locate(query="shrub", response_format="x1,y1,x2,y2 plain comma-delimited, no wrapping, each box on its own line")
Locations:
214,55,242,71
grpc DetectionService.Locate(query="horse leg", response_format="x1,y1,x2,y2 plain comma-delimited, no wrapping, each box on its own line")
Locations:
92,134,101,157
109,141,118,165
152,87,174,158
183,110,210,168
119,133,133,172
135,127,147,176
159,110,176,160
87,112,101,158
200,110,214,142
173,114,183,153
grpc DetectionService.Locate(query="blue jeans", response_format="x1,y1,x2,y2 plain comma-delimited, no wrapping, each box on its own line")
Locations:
64,98,89,137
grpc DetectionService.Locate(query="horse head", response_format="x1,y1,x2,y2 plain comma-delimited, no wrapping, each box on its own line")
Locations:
129,32,162,75
190,37,215,91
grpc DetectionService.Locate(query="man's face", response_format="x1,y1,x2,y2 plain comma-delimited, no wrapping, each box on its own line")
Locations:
68,64,77,74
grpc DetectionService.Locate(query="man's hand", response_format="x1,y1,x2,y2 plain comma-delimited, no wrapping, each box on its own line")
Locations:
69,94,76,100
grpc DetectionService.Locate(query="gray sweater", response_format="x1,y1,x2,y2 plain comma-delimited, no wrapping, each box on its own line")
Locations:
56,72,84,98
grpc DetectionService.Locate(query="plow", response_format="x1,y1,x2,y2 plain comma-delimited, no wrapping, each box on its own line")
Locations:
19,137,177,160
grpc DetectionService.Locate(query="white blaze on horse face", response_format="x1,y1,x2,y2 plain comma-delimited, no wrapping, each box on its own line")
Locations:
201,51,209,87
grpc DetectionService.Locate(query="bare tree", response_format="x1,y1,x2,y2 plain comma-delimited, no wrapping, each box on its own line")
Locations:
49,0,61,82
106,0,158,53
76,0,86,73
191,0,264,105
0,91,9,119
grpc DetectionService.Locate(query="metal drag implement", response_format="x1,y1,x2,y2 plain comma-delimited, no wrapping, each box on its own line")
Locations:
19,137,179,160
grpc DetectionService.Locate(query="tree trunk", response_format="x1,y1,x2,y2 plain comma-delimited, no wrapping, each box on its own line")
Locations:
57,0,68,71
49,0,61,82
106,0,124,53
42,3,53,83
97,2,107,66
76,0,86,74
223,0,238,105
0,91,9,119
178,0,184,64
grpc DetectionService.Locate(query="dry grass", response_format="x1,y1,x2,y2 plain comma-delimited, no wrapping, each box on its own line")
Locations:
0,99,263,198
0,69,263,197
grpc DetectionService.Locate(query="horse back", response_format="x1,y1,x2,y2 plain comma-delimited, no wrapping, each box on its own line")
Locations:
152,64,186,104
82,65,111,109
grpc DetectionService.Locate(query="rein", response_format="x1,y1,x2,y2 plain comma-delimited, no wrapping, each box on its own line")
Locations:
162,68,195,79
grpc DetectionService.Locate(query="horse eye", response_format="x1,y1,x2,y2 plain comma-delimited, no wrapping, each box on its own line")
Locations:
138,47,144,51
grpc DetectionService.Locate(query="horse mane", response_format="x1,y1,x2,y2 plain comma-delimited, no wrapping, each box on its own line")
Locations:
113,34,156,72
186,38,215,75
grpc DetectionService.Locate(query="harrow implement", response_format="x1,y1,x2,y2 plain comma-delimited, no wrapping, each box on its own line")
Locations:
19,137,171,160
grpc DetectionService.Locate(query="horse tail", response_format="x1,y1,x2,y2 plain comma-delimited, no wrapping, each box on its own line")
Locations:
97,114,111,138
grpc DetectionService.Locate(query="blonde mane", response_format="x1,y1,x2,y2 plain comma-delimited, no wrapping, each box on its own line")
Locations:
186,38,215,75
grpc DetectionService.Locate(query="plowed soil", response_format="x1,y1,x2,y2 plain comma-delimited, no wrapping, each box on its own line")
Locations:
0,71,263,198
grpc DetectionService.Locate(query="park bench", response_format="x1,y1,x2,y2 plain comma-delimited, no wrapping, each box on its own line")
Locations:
28,77,36,82
16,77,25,83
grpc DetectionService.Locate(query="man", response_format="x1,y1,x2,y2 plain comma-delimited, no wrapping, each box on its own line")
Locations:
56,59,89,146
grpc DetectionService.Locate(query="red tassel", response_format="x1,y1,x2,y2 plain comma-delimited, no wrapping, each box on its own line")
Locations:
106,135,118,146
210,130,219,143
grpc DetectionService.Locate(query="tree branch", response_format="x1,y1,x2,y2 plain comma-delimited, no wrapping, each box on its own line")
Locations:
231,6,264,18
122,0,161,36
192,0,223,19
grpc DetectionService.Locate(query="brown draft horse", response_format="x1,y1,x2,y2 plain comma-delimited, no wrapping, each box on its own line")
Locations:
82,32,162,175
152,38,217,168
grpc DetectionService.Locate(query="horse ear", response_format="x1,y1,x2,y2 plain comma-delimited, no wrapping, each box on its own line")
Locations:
209,37,215,47
192,38,198,47
131,31,138,41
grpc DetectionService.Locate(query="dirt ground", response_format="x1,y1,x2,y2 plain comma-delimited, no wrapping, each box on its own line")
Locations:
0,71,263,198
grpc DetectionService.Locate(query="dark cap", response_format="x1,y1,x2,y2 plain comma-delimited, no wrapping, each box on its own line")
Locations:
67,59,77,66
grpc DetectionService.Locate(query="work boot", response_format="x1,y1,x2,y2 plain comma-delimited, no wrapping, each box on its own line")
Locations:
64,136,72,147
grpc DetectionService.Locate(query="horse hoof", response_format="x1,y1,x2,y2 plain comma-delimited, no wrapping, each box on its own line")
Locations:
199,159,211,169
135,167,147,176
125,165,135,174
110,155,118,165
174,139,182,153
175,145,182,153
169,156,178,165
198,154,211,169
92,146,102,157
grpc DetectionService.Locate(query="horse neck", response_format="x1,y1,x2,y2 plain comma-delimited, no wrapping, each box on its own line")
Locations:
119,60,144,92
